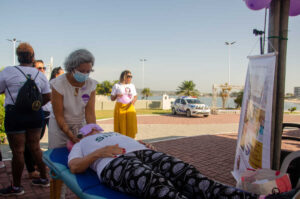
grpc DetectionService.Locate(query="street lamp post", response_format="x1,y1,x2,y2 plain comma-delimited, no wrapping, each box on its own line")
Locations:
253,29,265,55
140,58,147,89
7,38,21,65
45,56,54,79
225,41,236,85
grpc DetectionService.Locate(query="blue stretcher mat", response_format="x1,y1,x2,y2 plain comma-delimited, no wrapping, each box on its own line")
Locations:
43,147,138,199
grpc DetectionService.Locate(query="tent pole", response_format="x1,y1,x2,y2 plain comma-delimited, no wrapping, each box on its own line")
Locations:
268,0,290,170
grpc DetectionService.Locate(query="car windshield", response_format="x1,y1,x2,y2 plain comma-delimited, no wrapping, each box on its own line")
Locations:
186,99,202,104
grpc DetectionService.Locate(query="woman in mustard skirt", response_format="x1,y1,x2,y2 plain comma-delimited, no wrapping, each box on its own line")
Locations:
111,70,137,138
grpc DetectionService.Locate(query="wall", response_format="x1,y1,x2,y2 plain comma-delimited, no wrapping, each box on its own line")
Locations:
95,95,163,110
294,87,300,97
162,94,175,110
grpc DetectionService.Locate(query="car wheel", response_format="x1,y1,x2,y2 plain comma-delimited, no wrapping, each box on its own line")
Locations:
186,109,191,117
172,108,176,115
204,115,209,117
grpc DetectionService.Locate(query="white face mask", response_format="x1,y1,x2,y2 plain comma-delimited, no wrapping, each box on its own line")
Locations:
73,70,89,82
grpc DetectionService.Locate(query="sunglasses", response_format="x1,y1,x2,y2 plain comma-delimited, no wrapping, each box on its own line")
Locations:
127,75,133,78
38,67,46,71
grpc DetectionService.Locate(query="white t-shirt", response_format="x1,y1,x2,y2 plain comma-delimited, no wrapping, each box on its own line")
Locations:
48,74,98,149
111,83,137,104
0,66,51,106
50,74,98,124
42,78,53,118
42,102,52,118
68,132,147,181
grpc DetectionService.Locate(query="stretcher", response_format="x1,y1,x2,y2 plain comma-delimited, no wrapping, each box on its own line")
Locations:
43,147,138,199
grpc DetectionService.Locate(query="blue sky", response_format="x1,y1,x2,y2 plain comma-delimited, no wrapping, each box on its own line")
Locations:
0,0,299,93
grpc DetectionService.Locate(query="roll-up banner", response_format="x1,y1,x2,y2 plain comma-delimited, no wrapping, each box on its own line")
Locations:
232,53,276,181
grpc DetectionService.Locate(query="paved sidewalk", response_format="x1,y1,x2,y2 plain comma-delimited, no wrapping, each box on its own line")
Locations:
0,114,299,199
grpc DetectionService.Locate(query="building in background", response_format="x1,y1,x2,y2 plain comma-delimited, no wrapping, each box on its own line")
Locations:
294,87,300,97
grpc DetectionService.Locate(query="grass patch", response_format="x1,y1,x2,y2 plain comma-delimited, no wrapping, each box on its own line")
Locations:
284,111,300,115
96,109,171,119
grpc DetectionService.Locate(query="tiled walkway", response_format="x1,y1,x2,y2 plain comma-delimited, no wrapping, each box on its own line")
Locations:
0,114,299,199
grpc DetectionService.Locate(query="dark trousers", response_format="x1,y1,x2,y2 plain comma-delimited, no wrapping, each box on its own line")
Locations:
24,111,49,173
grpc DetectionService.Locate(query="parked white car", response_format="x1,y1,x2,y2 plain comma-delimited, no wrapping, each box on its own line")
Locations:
171,97,210,117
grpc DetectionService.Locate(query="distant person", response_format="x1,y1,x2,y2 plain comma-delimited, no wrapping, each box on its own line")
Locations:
33,60,51,138
0,43,51,196
0,150,5,169
50,66,64,81
33,60,46,74
110,70,137,138
68,123,300,199
48,49,98,149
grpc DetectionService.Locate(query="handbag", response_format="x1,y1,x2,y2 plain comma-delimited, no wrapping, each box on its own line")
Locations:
236,168,292,195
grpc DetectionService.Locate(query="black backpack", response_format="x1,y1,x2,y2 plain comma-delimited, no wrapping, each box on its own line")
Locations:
7,66,43,112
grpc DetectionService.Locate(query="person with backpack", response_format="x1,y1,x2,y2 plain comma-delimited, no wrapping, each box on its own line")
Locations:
0,43,51,196
21,60,51,180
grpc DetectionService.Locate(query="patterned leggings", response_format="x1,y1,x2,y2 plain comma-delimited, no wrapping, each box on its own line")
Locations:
101,150,258,199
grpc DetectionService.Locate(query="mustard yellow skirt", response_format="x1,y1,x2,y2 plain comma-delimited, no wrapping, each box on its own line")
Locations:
114,102,137,138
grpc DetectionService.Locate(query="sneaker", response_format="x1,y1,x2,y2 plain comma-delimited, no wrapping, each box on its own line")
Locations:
0,185,24,196
265,187,300,199
31,178,50,187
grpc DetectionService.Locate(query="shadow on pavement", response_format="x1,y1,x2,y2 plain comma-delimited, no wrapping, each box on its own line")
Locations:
152,133,238,186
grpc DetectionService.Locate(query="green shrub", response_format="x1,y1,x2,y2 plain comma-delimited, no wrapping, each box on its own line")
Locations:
288,107,297,113
234,90,244,108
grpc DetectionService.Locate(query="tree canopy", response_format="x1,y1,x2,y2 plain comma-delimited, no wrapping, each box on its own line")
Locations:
176,80,200,97
141,88,152,99
234,90,244,108
96,80,118,96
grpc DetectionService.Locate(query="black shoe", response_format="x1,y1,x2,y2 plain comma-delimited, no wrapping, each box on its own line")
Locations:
265,187,300,199
0,185,24,196
32,178,50,187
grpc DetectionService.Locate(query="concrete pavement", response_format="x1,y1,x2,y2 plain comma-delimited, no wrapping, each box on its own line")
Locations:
0,114,299,199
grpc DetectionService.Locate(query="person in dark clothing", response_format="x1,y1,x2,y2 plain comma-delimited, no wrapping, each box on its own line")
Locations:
23,59,49,179
0,43,51,196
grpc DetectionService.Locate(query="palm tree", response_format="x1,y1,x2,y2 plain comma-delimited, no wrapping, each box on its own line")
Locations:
96,80,118,96
220,83,232,109
176,80,200,97
234,90,244,108
141,88,152,99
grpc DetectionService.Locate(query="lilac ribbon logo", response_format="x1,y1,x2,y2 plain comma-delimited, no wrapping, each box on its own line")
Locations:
81,94,90,103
